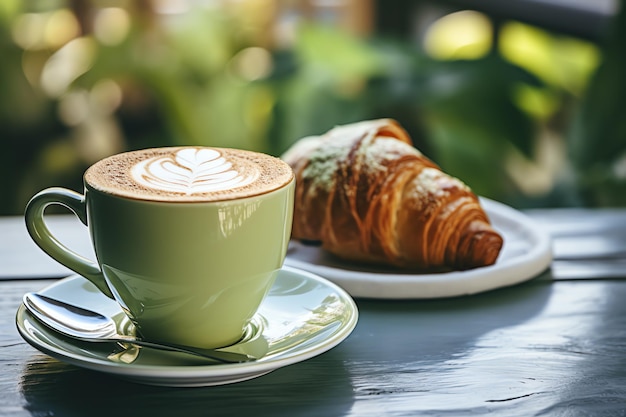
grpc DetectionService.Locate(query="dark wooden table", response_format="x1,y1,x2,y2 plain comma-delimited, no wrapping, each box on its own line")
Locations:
2,209,626,416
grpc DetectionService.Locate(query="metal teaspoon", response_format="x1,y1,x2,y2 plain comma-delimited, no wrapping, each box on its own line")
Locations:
23,292,265,363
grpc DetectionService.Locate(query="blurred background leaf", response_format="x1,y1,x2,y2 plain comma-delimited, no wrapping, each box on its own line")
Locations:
567,3,626,206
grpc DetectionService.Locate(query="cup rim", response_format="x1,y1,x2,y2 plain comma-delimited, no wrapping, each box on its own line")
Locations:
84,176,295,205
83,146,295,204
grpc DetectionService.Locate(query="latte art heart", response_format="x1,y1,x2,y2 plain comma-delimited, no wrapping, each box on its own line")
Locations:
130,148,259,194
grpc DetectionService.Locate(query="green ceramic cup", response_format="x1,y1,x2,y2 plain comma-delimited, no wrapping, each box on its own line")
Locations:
25,147,294,349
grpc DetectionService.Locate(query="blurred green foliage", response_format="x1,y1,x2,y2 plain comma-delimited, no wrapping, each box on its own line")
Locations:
0,1,624,215
567,3,626,206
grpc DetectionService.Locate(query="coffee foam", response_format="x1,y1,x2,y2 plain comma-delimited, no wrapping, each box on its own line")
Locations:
85,147,294,202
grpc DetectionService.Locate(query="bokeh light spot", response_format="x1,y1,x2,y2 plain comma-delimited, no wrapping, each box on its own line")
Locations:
40,37,97,97
94,7,131,46
12,13,46,50
424,10,492,60
44,9,80,48
230,47,273,81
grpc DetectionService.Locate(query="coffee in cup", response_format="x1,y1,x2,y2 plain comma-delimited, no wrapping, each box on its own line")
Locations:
25,147,294,349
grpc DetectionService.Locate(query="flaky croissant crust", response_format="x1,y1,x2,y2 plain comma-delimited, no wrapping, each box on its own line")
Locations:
282,119,504,270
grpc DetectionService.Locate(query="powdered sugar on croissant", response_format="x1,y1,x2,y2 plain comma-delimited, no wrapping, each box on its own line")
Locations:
282,119,503,270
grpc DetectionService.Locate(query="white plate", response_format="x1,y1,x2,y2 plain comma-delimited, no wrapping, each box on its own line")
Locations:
16,266,358,387
284,198,552,299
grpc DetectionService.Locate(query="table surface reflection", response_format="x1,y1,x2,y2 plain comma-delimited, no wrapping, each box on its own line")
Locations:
1,208,626,417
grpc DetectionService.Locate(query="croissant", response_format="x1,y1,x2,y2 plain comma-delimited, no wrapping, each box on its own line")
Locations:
281,119,503,270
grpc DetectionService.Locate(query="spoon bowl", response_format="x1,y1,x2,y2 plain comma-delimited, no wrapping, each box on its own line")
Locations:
23,292,267,363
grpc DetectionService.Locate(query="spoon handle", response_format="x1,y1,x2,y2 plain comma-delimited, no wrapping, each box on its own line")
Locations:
118,338,254,363
23,292,254,363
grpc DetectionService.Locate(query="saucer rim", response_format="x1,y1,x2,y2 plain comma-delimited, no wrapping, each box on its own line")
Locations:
16,266,358,386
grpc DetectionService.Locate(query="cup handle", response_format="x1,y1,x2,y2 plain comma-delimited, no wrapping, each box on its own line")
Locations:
25,187,114,299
